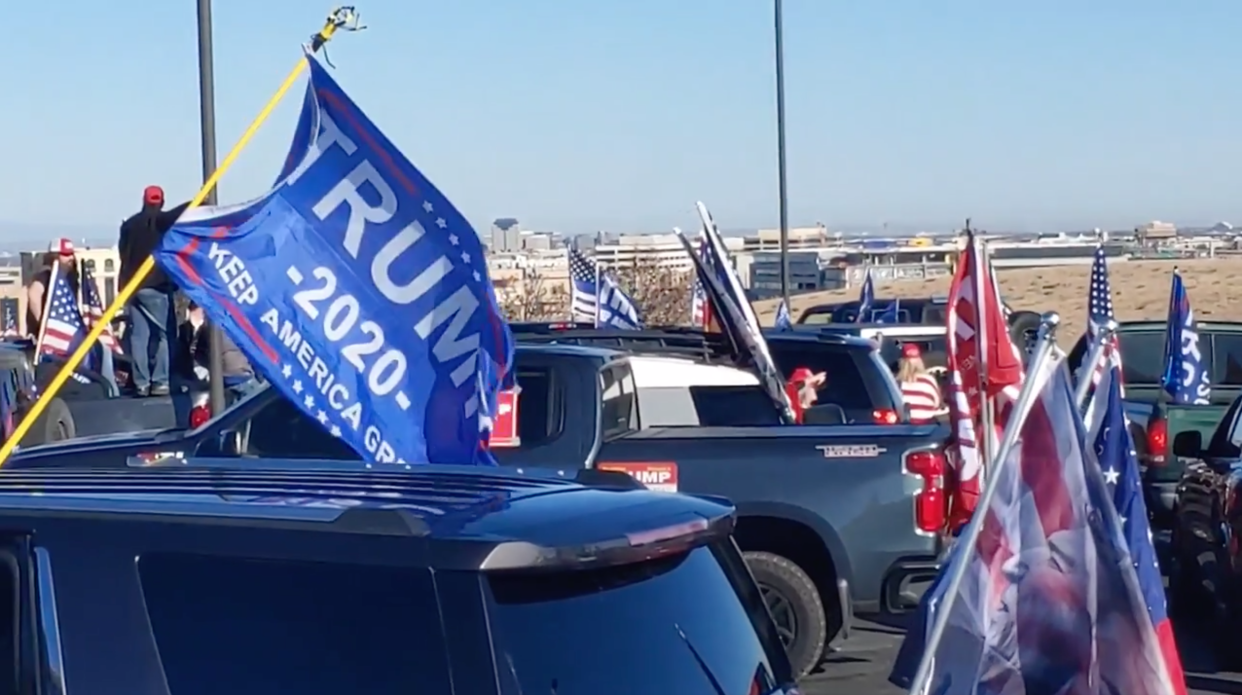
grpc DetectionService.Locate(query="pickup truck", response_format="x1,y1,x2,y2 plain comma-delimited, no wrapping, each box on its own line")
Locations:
1066,320,1242,535
6,336,951,679
796,296,1042,353
0,342,208,446
1166,392,1242,665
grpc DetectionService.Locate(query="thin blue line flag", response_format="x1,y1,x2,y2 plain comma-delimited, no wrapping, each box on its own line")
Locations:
774,300,792,331
857,267,875,323
1160,269,1210,405
155,53,514,466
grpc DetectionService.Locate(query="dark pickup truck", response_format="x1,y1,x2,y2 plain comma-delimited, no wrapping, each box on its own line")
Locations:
6,335,950,678
0,342,207,446
796,296,1042,352
1067,320,1242,536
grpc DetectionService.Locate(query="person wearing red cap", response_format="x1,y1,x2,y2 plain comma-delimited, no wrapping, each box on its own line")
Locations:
118,185,189,396
895,342,943,423
784,366,826,424
25,238,81,340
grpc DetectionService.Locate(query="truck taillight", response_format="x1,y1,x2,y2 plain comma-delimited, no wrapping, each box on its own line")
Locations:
1147,416,1167,466
906,450,947,534
189,404,211,429
872,408,900,425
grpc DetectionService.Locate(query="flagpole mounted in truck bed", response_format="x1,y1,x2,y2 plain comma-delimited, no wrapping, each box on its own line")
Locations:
0,7,365,466
907,311,1062,695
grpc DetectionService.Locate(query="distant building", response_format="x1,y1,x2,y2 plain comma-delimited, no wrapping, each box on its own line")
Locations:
490,218,522,253
1136,220,1177,246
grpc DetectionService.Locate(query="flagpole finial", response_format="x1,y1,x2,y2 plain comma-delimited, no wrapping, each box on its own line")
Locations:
1038,311,1061,341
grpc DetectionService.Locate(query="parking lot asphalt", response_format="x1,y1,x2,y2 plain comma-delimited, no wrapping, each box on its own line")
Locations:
799,614,1242,695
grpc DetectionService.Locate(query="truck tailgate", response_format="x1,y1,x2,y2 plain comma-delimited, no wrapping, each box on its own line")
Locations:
597,424,946,567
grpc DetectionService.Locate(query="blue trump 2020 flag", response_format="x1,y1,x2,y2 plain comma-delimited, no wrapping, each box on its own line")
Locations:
156,53,514,466
1161,269,1210,405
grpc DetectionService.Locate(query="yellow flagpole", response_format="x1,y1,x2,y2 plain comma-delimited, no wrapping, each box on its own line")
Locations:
0,8,362,464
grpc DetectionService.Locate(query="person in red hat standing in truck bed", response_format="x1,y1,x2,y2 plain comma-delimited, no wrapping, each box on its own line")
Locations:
118,185,188,397
895,342,943,423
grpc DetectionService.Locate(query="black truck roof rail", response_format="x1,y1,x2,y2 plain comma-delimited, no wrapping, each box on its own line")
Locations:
510,324,733,362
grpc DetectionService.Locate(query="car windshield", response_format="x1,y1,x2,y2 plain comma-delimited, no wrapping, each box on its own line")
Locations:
487,543,787,695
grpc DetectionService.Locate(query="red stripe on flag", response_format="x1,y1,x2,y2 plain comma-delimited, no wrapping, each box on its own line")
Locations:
1153,619,1187,695
1019,397,1076,537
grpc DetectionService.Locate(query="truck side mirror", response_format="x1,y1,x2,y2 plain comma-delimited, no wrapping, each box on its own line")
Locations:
1173,430,1203,458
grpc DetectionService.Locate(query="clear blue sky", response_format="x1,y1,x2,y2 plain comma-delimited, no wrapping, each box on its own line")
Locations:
4,1,1240,237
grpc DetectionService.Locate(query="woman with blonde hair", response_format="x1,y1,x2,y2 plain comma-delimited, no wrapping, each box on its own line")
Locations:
896,343,942,423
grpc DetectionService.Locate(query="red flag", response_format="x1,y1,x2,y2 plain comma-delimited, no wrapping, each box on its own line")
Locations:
945,232,1025,527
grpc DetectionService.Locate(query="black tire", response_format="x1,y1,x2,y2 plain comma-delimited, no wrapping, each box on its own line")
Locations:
18,397,75,447
1007,310,1042,357
744,550,827,679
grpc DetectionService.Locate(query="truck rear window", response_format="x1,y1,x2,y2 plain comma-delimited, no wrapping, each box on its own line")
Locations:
138,553,451,695
486,544,786,695
767,343,901,422
1069,329,1242,387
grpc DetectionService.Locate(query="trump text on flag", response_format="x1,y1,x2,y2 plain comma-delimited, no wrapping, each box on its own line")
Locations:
161,56,512,466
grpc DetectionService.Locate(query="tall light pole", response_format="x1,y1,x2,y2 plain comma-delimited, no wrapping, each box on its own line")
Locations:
774,0,791,307
197,0,227,414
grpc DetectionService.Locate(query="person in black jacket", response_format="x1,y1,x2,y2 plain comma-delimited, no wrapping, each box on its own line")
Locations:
118,185,188,396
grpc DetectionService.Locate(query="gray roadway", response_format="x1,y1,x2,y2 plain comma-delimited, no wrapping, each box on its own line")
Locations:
800,615,1242,695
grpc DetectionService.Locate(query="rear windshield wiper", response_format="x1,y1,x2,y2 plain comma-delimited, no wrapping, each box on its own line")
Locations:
675,623,727,695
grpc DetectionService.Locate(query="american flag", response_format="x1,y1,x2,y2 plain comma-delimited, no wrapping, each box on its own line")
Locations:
689,236,711,328
80,263,121,353
945,232,1025,529
898,356,1182,695
38,266,86,357
567,247,641,329
1082,245,1120,392
1087,360,1187,694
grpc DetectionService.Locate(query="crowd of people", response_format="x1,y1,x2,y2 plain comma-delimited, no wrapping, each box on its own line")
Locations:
24,185,261,410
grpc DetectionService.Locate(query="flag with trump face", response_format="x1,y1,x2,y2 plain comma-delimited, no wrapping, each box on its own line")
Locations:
895,354,1181,695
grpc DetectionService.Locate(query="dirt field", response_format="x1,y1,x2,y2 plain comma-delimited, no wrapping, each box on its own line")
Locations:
753,259,1242,344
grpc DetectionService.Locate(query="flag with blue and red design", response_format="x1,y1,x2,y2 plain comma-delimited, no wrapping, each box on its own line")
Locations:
689,236,712,329
156,52,513,466
38,266,87,359
1079,244,1123,421
1161,269,1210,405
80,262,121,354
1088,357,1187,694
893,354,1180,695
